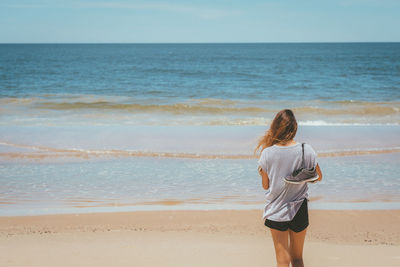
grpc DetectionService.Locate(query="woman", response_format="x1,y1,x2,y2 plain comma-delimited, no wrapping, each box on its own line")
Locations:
255,109,322,267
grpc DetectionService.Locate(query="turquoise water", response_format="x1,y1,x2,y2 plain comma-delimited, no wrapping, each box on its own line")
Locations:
1,43,400,215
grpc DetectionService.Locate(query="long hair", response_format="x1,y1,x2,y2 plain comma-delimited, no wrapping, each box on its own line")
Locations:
255,109,298,155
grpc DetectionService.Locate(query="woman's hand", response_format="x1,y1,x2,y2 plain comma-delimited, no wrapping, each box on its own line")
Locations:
315,164,323,181
258,166,269,190
309,164,323,183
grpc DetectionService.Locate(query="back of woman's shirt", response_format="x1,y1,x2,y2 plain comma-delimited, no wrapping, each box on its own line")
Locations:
258,142,317,222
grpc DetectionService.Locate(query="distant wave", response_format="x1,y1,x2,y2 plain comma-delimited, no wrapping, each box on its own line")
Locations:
207,119,399,126
1,141,400,161
1,96,399,116
34,101,271,115
294,105,399,116
1,96,400,127
32,101,400,116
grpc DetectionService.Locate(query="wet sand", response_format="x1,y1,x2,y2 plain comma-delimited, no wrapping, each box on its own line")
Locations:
0,209,399,266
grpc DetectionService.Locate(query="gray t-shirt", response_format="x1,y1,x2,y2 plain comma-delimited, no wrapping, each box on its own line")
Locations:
258,142,317,222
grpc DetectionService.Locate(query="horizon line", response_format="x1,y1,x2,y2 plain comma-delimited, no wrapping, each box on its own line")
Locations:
1,41,400,45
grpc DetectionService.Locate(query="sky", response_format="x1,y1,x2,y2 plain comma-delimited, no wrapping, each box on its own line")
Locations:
0,0,399,43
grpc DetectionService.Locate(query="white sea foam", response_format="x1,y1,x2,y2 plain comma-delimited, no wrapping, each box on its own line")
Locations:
298,120,400,126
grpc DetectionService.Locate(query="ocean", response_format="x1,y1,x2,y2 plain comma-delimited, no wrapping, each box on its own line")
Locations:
0,43,399,215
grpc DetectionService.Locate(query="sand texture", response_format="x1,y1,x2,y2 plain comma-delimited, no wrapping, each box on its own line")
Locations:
0,209,399,267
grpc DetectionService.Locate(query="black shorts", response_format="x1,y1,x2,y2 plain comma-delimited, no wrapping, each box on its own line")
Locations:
264,198,309,232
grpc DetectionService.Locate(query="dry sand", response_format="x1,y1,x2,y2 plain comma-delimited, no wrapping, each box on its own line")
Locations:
0,209,399,267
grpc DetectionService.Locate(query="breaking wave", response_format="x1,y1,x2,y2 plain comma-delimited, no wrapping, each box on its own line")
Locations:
1,96,399,126
1,141,400,161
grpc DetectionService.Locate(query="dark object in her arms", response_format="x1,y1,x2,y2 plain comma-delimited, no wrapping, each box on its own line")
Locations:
284,143,319,184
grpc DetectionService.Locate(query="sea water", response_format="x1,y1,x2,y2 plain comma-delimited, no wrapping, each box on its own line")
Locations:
0,43,399,215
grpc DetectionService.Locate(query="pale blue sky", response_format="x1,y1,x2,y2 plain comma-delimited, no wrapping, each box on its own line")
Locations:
1,0,399,43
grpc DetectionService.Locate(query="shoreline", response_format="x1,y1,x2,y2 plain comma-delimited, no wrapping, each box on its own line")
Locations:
2,201,400,217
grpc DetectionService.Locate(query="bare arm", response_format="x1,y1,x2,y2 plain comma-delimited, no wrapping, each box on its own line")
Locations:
258,166,269,190
316,163,323,181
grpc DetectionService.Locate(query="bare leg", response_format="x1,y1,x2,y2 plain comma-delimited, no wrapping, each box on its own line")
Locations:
289,228,307,267
270,229,291,267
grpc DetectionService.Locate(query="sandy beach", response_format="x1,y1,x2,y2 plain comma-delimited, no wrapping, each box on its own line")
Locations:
1,209,399,267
